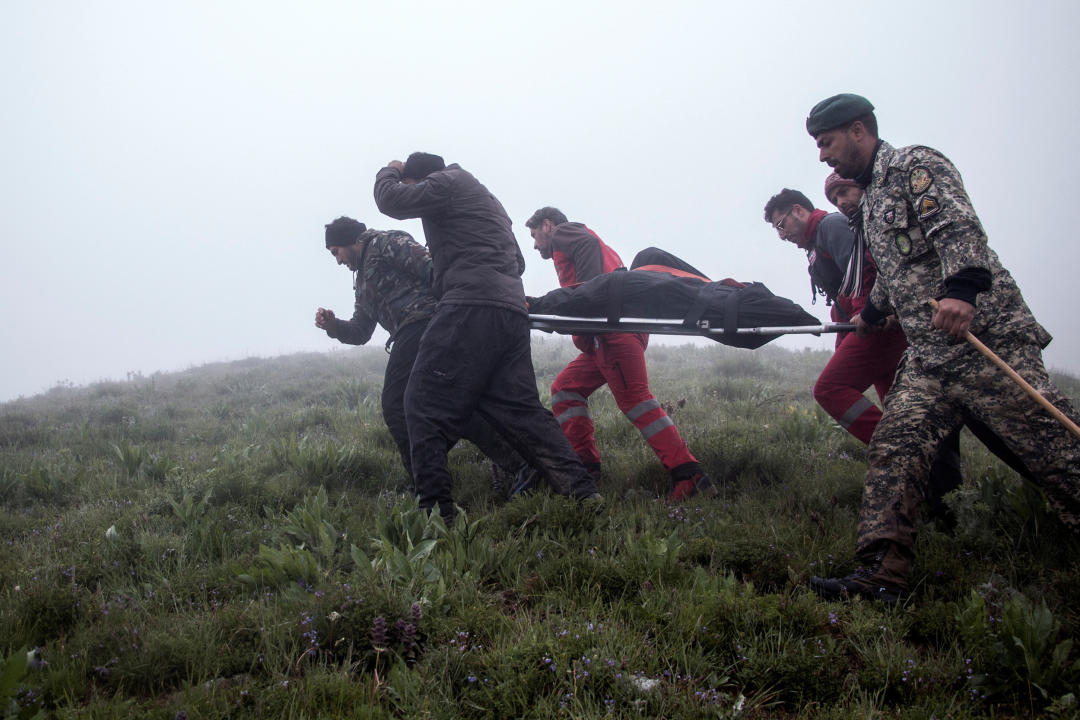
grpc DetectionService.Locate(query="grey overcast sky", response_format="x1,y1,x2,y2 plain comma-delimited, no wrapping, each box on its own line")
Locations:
2,1,1078,402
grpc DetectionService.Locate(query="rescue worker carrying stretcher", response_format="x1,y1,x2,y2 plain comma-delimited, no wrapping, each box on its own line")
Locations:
525,207,717,501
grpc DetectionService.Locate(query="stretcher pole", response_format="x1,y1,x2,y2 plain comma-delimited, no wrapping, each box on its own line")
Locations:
527,314,854,336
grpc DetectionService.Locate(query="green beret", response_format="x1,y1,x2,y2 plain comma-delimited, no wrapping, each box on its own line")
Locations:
806,93,874,136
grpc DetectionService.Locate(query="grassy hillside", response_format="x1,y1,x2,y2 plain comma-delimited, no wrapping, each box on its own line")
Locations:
1,338,1078,719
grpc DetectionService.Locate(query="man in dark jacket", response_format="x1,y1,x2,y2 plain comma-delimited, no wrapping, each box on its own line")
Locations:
373,153,601,521
315,217,533,496
525,206,716,501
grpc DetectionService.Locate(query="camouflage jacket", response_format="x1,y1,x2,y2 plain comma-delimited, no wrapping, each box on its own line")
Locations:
861,141,1050,365
327,229,436,345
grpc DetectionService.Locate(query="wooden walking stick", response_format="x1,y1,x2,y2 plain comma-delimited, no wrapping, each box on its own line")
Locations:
929,299,1080,439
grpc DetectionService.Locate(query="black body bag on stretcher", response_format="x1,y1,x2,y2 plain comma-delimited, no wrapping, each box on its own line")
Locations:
527,247,821,350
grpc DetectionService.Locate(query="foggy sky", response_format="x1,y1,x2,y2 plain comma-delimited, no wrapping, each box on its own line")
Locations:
3,1,1078,402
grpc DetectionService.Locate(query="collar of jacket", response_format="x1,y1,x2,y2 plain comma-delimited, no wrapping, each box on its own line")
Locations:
800,209,828,250
856,139,884,188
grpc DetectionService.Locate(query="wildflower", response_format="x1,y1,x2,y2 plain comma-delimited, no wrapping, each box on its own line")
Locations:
327,611,341,623
105,525,118,540
371,615,389,651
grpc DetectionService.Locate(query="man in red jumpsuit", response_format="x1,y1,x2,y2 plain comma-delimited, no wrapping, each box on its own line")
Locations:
765,181,1030,512
764,185,906,444
525,207,716,501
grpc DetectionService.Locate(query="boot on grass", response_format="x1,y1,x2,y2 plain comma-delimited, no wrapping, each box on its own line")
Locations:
810,540,912,606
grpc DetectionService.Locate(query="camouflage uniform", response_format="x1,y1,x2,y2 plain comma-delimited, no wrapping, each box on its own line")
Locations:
856,141,1080,566
325,229,436,346
325,229,526,484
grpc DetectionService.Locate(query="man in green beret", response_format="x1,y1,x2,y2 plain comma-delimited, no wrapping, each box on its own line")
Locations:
803,94,1080,604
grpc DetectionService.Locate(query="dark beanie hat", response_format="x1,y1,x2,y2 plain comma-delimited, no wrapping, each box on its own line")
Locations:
402,152,446,180
824,172,860,202
806,93,874,136
325,217,366,248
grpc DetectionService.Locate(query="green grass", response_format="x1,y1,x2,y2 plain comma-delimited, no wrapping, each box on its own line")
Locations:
0,339,1078,719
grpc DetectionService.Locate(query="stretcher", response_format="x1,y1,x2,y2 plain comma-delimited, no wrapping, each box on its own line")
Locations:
525,248,854,350
528,314,855,343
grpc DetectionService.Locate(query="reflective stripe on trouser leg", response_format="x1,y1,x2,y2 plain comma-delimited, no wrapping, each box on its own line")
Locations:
552,390,588,407
551,390,600,466
838,396,875,429
621,398,695,471
833,390,876,442
625,398,659,422
639,415,675,439
554,406,591,425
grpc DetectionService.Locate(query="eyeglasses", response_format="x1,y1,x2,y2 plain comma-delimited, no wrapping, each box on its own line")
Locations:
773,209,793,233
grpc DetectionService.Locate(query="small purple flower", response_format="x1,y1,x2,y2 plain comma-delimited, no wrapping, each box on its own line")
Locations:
371,615,389,650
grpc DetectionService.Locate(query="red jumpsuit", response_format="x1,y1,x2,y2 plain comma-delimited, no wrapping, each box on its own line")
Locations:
546,223,700,480
801,211,907,445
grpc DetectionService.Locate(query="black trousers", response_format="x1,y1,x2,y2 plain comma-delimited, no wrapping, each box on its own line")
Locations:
381,319,527,484
405,305,599,519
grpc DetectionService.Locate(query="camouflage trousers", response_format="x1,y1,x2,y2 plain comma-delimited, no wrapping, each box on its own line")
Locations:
857,340,1080,555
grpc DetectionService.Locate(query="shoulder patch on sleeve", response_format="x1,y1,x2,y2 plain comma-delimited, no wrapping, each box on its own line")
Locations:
917,195,941,220
910,166,933,195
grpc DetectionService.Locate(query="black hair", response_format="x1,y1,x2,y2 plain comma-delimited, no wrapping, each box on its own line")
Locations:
524,206,568,229
763,189,814,223
402,152,446,180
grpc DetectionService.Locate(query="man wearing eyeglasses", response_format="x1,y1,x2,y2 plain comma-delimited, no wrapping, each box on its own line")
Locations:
763,188,909,445
768,180,1037,521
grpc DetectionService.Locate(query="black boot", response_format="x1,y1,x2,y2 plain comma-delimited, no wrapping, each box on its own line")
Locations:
810,541,912,605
